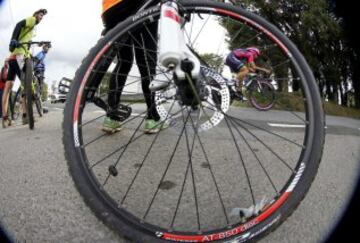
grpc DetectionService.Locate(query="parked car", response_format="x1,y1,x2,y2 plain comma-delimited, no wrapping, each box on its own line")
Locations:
50,93,67,103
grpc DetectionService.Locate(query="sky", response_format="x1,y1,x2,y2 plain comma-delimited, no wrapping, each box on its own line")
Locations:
0,0,103,90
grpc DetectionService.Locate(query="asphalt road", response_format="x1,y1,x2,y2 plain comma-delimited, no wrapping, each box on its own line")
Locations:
0,102,359,243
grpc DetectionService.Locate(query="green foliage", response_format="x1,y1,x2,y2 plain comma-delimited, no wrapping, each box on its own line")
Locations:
199,53,224,72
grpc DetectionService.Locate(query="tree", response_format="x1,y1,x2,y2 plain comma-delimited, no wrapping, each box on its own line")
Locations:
199,53,224,73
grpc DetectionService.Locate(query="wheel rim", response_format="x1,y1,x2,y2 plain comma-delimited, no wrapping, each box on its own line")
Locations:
249,81,275,110
67,2,322,242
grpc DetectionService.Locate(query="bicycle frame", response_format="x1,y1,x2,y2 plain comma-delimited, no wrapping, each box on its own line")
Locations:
141,0,201,79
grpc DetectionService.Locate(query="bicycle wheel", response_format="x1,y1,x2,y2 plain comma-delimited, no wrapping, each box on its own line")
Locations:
24,59,34,129
34,77,43,117
63,1,325,242
248,80,275,111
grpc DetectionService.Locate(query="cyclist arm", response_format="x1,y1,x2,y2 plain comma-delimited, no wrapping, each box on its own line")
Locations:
34,52,44,66
10,19,26,41
249,62,271,74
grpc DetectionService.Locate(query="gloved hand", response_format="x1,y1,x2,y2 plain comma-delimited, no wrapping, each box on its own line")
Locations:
9,39,20,51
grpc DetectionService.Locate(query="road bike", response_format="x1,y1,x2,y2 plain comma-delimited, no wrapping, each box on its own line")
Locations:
10,71,45,121
16,41,50,129
63,1,325,242
228,72,276,111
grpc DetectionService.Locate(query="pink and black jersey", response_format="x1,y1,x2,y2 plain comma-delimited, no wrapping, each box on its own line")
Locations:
225,49,257,73
232,49,256,63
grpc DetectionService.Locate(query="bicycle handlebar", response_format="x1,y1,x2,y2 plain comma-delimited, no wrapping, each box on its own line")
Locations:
20,41,51,48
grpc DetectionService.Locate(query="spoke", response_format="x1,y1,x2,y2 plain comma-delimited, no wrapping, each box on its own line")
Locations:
168,108,200,229
191,14,211,47
170,150,192,229
185,73,213,125
239,32,263,48
290,111,306,123
225,114,296,173
228,118,279,195
80,114,106,127
229,21,247,44
186,12,195,42
224,115,256,206
182,108,201,231
90,105,186,170
188,112,230,224
84,110,147,150
142,104,190,219
225,113,304,148
102,115,147,187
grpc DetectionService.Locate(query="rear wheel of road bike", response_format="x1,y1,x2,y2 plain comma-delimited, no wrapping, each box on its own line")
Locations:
24,59,34,129
63,1,325,242
248,80,275,111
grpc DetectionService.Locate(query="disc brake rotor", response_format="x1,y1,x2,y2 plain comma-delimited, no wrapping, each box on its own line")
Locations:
155,66,230,132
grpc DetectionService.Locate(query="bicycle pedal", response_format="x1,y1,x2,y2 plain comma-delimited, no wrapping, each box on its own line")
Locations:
108,104,132,122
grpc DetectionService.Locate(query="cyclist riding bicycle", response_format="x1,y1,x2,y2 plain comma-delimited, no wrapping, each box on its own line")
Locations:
100,0,164,134
1,8,47,128
33,43,51,95
225,47,271,98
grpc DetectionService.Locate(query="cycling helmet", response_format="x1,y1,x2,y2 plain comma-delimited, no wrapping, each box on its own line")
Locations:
33,9,47,16
246,47,260,56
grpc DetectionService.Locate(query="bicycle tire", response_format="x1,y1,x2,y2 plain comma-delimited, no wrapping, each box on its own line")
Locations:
24,59,34,129
63,1,325,242
248,80,275,111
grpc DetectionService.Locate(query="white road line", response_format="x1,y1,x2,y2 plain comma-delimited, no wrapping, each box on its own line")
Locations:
53,107,64,111
268,123,329,129
268,123,305,128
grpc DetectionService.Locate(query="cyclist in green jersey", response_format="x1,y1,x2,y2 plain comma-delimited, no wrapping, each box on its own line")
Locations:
2,9,47,128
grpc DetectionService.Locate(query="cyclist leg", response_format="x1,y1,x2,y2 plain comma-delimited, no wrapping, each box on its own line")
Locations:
133,21,166,133
2,81,14,127
107,42,133,114
134,21,159,121
0,89,2,118
35,70,44,93
2,59,20,127
102,40,134,133
236,65,249,91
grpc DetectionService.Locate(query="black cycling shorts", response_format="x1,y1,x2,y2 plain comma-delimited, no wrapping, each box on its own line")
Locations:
102,0,155,33
225,53,245,73
7,59,21,82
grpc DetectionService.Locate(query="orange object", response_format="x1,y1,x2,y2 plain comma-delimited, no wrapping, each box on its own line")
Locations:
102,0,123,14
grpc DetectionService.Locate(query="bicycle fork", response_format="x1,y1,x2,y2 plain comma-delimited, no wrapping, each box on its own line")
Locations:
150,0,201,106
